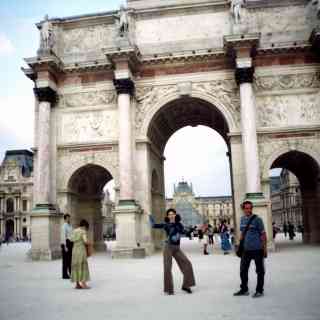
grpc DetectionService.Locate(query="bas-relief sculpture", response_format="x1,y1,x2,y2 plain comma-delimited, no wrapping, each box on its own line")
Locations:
61,24,114,56
59,90,116,108
257,93,320,127
135,80,241,134
59,110,118,144
255,72,320,128
254,72,320,92
135,85,179,133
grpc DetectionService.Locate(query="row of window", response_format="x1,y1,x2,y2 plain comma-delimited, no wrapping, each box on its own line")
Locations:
0,198,28,212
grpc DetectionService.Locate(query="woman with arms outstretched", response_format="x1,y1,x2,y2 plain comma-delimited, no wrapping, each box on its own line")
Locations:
149,208,196,295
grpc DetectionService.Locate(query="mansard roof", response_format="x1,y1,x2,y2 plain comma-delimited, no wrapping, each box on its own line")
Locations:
2,150,34,177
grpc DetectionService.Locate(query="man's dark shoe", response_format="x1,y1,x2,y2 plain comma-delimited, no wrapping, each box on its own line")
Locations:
252,292,264,298
62,276,70,279
182,287,192,294
233,290,249,296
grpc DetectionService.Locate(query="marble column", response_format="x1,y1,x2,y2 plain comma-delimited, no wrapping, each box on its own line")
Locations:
112,78,145,258
235,62,262,198
30,86,61,260
33,87,56,207
113,78,135,202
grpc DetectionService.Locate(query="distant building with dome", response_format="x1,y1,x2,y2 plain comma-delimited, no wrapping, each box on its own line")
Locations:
166,180,234,228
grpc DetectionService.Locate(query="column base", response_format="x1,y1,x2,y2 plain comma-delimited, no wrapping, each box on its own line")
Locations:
111,247,146,259
32,203,58,214
245,192,264,200
30,204,62,261
112,200,146,259
245,195,274,251
94,241,107,252
28,248,61,261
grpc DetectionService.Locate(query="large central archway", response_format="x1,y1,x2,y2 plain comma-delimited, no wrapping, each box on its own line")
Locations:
146,96,235,249
68,164,114,250
148,97,230,153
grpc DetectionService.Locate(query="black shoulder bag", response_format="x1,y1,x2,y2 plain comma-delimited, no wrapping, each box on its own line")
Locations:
236,214,256,258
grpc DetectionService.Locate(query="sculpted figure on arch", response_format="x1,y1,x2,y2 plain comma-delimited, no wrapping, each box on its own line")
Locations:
39,14,54,51
311,0,320,17
230,0,244,25
114,5,129,36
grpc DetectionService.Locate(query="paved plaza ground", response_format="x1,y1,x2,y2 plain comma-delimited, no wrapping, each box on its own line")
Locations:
0,234,319,320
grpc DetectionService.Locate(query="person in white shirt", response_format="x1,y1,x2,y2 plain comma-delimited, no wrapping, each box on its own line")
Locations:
61,214,73,279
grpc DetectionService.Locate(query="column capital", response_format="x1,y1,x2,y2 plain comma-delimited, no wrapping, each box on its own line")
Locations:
224,33,260,59
113,78,135,96
235,67,255,85
33,86,57,104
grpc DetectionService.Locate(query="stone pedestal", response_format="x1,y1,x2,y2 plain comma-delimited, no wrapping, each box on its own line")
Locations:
30,206,61,260
111,201,145,258
249,197,274,251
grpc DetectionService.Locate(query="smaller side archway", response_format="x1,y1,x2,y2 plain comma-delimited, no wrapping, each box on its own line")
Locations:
67,164,114,250
270,151,320,244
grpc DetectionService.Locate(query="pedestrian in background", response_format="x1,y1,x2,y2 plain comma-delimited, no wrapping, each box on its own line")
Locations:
219,220,231,255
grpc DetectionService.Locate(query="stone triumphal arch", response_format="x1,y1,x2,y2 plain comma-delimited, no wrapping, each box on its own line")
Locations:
23,0,320,259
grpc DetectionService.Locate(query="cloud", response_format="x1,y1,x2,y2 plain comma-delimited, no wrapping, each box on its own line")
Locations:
0,33,15,56
164,126,231,197
0,94,34,155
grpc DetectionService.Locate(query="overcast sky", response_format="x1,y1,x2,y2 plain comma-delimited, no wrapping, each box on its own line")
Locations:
0,0,277,199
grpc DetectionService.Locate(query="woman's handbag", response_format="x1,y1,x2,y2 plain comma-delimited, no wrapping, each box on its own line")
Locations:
235,215,256,258
86,243,93,257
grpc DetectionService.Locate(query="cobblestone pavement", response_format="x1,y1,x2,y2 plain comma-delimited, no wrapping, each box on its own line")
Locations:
0,234,319,320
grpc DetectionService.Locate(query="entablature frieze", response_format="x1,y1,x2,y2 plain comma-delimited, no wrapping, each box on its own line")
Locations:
57,142,118,152
23,45,316,81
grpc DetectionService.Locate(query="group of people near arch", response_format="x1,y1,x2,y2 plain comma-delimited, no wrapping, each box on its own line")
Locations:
61,200,267,298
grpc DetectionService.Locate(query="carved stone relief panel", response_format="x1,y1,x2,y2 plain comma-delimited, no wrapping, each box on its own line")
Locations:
193,80,241,125
135,80,241,135
246,5,308,35
254,72,320,92
256,93,320,128
58,110,118,144
135,85,178,133
58,24,116,63
59,90,116,108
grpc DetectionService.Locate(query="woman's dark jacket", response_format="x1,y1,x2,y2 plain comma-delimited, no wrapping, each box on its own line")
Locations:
151,215,184,246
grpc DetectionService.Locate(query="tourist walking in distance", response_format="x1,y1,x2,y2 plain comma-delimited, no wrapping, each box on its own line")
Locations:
202,225,210,255
61,214,73,279
234,201,267,298
219,220,231,255
283,222,288,238
208,224,214,245
149,209,196,295
70,219,91,289
288,222,296,240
